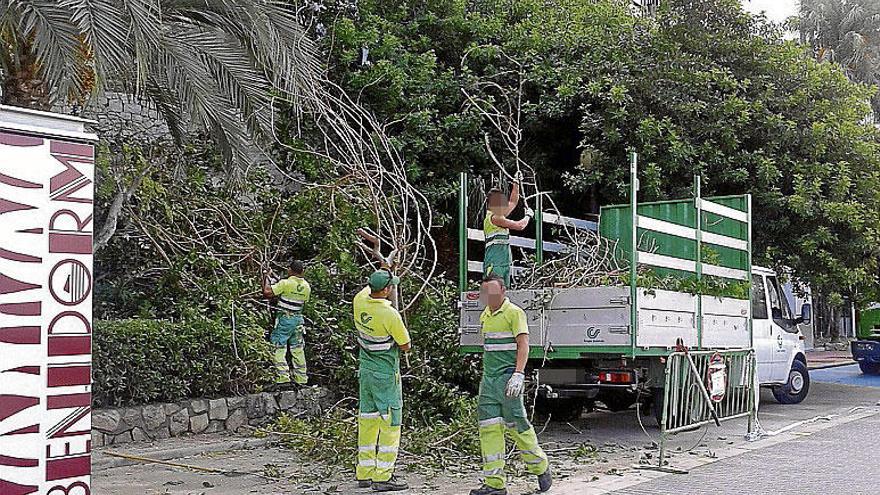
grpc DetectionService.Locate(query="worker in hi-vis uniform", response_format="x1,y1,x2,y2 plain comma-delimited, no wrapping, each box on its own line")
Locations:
354,269,411,492
261,260,311,386
484,172,533,287
470,273,551,495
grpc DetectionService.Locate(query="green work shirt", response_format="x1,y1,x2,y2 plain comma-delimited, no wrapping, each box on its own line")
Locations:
272,276,311,313
480,298,529,376
353,287,411,374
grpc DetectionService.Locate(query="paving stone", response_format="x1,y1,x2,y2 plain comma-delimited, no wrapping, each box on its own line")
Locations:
226,408,247,432
190,414,209,434
131,427,150,442
227,396,246,409
111,431,133,445
163,402,182,416
169,409,189,436
142,404,167,431
246,394,267,419
208,399,229,421
277,391,298,411
92,409,121,433
91,431,105,448
190,399,209,414
121,407,144,431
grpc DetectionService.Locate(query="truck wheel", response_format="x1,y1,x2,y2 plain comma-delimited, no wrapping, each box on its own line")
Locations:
533,397,585,422
598,391,637,412
859,362,880,375
772,360,810,404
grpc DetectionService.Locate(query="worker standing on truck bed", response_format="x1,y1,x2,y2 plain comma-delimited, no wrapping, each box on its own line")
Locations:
484,172,533,287
261,260,311,387
471,273,551,495
354,269,412,492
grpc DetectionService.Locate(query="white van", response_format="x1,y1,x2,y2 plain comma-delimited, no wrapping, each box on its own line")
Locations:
752,266,811,404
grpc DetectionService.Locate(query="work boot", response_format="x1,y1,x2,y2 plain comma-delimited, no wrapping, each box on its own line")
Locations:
469,485,507,495
371,475,408,492
357,480,372,489
537,468,552,492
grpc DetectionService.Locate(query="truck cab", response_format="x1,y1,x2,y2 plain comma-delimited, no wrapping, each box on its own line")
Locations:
751,266,811,403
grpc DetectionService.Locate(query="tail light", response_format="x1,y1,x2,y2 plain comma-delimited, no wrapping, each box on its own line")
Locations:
598,371,633,384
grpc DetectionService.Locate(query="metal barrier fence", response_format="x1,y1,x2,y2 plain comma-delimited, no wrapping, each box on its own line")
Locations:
658,349,757,465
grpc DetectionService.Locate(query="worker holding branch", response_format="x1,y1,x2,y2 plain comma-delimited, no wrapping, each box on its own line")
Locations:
471,273,551,495
484,171,533,287
354,268,411,492
261,260,311,387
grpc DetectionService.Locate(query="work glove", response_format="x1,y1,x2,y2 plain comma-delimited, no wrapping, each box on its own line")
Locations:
523,206,535,218
505,371,526,397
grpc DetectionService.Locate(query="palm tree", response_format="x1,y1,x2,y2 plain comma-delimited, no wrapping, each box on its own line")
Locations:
0,0,322,163
799,0,880,115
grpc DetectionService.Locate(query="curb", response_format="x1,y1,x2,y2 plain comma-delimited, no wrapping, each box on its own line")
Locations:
808,361,855,370
92,436,271,471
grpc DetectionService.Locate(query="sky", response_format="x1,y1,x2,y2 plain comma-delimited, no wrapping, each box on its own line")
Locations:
741,0,799,24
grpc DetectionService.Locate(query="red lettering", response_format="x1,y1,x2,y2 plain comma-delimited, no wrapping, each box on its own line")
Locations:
46,455,90,482
47,481,90,495
0,395,39,421
0,479,38,495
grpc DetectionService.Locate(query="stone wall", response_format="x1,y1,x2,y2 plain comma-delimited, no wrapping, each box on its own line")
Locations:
91,387,330,447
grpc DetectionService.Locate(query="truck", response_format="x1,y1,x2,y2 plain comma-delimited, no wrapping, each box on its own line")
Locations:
457,161,812,423
852,304,880,375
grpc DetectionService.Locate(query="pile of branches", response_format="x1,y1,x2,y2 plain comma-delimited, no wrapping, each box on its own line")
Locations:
514,228,628,289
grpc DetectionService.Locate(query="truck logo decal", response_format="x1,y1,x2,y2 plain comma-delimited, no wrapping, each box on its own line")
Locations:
586,327,601,340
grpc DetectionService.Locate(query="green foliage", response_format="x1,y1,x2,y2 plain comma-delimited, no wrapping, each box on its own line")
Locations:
269,397,480,471
311,0,880,304
92,316,272,408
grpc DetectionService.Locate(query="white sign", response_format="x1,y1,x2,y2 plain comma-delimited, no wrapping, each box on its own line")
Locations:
0,106,96,495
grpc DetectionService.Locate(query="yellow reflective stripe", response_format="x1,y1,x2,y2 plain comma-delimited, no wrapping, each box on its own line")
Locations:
359,339,393,351
378,446,398,454
484,332,513,339
482,468,503,476
484,343,518,351
360,412,381,419
358,460,376,467
376,460,395,469
479,417,504,428
359,331,393,343
484,453,504,463
359,445,377,452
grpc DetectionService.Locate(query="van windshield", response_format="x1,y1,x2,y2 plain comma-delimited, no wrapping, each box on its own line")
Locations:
767,276,793,321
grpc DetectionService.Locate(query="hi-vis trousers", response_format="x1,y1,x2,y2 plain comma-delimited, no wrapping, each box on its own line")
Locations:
270,313,307,384
478,372,549,489
356,369,403,482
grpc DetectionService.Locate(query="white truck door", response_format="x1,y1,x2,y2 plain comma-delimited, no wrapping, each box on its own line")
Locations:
751,274,775,384
766,275,798,381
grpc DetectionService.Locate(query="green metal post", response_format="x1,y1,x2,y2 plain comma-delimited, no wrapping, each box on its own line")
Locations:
629,151,638,357
695,175,703,349
535,193,544,266
459,172,468,294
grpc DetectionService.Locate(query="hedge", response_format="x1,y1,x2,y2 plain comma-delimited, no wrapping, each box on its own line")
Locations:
92,318,273,408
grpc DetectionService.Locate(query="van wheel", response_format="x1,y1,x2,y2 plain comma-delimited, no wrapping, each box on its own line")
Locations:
598,391,637,412
859,362,880,375
772,360,810,404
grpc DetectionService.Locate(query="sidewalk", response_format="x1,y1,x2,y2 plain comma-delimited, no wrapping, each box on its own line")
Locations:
805,348,853,369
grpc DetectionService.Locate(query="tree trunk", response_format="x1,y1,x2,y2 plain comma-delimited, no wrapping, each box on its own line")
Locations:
1,42,52,110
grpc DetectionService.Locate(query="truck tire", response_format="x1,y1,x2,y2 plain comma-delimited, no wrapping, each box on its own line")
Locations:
772,360,810,404
598,391,637,412
859,362,880,375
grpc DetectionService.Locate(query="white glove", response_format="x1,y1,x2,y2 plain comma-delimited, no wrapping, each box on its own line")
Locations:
523,206,534,218
505,372,525,397
513,170,524,183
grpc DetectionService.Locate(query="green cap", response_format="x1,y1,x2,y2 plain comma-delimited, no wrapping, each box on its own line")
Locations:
368,269,400,291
